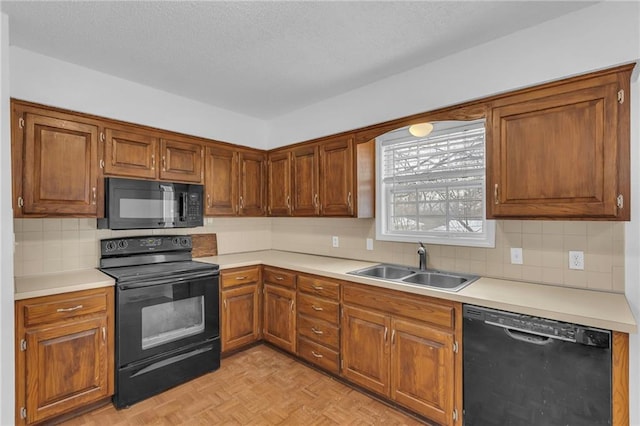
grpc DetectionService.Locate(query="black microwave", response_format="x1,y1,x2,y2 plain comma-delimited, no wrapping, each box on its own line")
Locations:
98,178,204,230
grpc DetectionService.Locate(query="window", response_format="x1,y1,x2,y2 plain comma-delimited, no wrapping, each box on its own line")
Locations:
376,119,495,247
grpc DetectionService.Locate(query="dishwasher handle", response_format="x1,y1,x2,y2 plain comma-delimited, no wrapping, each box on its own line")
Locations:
485,320,571,343
503,327,553,345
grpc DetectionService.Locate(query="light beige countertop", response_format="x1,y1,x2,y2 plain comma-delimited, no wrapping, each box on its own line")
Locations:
14,269,115,300
198,250,637,333
13,249,636,333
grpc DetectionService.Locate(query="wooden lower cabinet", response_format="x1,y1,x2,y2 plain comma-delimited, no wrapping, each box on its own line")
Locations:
341,283,461,425
15,287,114,425
262,267,297,353
220,266,262,354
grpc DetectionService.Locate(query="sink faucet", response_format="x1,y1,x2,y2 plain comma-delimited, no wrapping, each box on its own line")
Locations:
417,242,427,271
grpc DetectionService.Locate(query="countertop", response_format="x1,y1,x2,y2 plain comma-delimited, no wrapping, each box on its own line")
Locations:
14,269,115,300
13,249,637,333
197,250,637,333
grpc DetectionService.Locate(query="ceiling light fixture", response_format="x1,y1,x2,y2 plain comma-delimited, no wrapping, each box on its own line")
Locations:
408,122,434,137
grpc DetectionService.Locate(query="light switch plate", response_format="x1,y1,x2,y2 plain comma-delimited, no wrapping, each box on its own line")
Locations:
366,238,374,251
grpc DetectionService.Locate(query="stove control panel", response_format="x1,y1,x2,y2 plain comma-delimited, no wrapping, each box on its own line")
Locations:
101,235,192,255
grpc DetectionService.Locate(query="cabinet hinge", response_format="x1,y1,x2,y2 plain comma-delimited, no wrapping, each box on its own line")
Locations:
453,408,459,422
618,89,625,104
453,341,459,354
617,194,624,209
99,131,105,142
18,117,25,129
340,358,344,370
20,407,26,420
17,196,24,208
20,339,26,351
99,159,105,169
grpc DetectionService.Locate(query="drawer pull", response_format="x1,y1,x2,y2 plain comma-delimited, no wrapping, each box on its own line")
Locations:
56,305,83,313
235,276,248,280
311,305,324,311
311,327,324,335
311,351,324,359
312,285,324,291
274,276,284,281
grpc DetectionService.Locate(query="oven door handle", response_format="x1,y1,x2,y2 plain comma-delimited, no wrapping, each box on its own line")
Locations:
118,270,217,290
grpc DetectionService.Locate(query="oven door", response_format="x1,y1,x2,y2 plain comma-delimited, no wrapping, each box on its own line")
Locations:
116,272,219,367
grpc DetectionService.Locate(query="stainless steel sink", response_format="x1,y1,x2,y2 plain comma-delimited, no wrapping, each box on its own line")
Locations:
350,264,415,280
348,263,478,292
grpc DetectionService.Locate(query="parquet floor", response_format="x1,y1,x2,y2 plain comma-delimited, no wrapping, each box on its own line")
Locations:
58,345,428,425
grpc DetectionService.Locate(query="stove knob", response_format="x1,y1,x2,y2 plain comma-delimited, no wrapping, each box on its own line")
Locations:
117,240,128,250
180,237,190,247
105,241,117,252
172,237,180,246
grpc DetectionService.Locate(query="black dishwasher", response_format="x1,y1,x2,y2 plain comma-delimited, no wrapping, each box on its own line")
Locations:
463,304,611,426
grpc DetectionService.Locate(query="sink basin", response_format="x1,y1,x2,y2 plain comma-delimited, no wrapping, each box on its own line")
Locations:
348,263,478,292
350,264,415,280
402,272,467,289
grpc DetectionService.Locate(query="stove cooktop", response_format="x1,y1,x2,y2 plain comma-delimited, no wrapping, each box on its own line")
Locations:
100,260,218,283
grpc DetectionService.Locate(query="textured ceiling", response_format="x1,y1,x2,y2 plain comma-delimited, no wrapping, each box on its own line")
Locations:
1,1,595,119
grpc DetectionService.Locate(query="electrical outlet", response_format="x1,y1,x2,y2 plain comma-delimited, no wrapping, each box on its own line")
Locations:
366,238,374,251
569,251,584,270
510,247,523,265
332,236,339,248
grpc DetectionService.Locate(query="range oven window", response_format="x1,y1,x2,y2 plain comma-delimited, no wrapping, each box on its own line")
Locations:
141,292,205,349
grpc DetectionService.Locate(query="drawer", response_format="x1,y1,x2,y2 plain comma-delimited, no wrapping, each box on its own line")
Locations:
297,314,339,350
297,293,339,324
297,337,340,375
298,275,340,300
343,283,455,330
221,266,260,289
263,267,296,289
22,290,108,327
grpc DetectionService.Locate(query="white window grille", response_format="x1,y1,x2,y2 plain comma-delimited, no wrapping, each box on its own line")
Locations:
376,119,495,247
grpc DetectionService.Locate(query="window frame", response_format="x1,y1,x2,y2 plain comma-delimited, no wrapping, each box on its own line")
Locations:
375,119,495,248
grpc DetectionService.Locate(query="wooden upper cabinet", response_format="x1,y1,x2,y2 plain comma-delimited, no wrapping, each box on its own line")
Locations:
319,137,354,216
239,151,266,216
12,103,100,217
159,138,203,183
487,65,632,220
204,144,265,216
291,144,320,216
204,145,238,215
267,150,292,216
104,127,203,183
104,127,158,179
275,135,373,218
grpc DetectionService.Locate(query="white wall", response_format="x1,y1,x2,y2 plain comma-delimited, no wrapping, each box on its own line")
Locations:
1,12,15,425
268,2,640,147
10,47,269,150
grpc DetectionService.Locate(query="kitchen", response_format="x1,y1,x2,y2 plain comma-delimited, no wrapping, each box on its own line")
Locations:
1,2,640,425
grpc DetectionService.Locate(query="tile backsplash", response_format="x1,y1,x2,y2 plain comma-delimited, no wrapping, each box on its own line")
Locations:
14,217,625,293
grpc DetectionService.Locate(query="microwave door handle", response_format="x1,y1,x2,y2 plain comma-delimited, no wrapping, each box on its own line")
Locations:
180,192,188,221
160,184,175,226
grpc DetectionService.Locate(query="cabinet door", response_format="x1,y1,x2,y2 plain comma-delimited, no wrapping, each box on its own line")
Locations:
488,79,622,218
239,151,266,216
104,127,158,179
391,318,455,425
319,137,354,216
221,284,261,353
21,112,99,215
159,138,203,183
267,150,292,216
341,305,390,397
263,284,296,353
291,145,319,216
25,317,109,424
204,145,238,216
